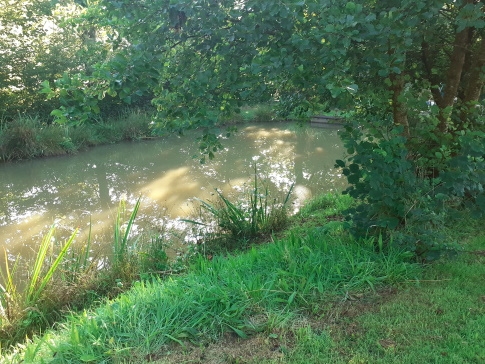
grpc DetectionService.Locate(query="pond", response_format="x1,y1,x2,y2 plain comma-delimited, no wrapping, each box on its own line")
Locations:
0,122,345,263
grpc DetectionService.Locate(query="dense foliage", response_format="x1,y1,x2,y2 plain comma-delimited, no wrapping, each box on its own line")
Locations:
3,0,485,256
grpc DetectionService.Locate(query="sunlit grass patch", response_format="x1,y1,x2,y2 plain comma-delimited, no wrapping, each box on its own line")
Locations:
2,229,419,362
269,236,485,364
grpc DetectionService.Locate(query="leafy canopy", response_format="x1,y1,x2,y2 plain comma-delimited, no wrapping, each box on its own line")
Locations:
42,0,485,256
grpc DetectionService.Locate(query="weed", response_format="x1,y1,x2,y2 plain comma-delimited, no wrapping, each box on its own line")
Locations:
113,198,141,267
67,124,99,148
138,236,170,278
0,198,174,348
184,165,293,252
0,107,154,163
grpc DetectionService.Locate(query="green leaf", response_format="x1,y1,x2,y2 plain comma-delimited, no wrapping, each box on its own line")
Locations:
227,325,248,339
345,2,356,11
335,159,346,168
346,84,358,94
349,163,360,173
348,174,360,184
50,109,64,117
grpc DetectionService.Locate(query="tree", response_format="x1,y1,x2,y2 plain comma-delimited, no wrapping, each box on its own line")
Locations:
0,0,110,118
48,0,485,255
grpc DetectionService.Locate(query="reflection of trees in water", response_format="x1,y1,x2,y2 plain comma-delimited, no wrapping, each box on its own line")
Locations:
0,123,344,261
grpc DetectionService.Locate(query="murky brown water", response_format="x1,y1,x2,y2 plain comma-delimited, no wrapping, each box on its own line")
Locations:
0,122,345,262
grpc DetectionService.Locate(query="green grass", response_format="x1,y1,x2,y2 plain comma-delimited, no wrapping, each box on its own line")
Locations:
0,109,154,163
251,235,485,364
149,234,485,364
2,193,483,363
1,220,418,362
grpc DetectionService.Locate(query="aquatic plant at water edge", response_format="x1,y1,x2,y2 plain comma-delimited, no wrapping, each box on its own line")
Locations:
113,197,141,267
184,166,294,249
0,226,78,343
0,197,174,349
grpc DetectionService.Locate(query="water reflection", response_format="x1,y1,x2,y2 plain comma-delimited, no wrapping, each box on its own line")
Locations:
0,122,345,261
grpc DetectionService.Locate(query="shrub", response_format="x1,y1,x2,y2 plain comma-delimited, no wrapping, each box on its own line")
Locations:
336,113,485,260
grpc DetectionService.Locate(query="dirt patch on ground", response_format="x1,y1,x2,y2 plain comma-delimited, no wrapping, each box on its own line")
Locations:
141,331,294,364
138,288,399,364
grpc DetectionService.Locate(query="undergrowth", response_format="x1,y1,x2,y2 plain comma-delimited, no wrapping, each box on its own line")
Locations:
0,198,172,348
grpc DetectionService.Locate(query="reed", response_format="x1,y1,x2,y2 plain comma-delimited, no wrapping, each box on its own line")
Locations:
26,226,78,305
0,226,78,345
0,198,161,348
184,165,293,249
113,198,141,267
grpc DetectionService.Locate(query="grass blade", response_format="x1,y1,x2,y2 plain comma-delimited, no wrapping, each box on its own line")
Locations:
27,228,78,304
26,225,56,304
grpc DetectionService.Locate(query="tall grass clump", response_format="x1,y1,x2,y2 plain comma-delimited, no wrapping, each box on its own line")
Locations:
247,104,277,122
117,108,153,140
0,116,39,161
36,125,75,156
0,226,78,345
185,165,293,251
92,108,153,144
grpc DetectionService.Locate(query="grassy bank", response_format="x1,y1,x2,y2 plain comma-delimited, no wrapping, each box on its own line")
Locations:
2,192,484,362
0,193,419,363
0,109,154,162
0,105,280,163
2,235,418,363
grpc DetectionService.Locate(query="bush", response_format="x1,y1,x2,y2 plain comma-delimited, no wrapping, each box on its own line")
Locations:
336,113,485,260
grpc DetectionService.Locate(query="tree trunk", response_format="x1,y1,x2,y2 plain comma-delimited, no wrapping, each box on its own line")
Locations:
463,36,485,104
390,73,410,137
438,27,472,131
